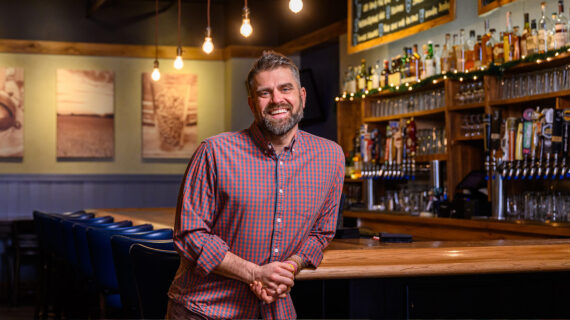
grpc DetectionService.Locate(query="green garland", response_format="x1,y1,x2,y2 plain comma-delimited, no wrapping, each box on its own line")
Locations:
338,46,570,100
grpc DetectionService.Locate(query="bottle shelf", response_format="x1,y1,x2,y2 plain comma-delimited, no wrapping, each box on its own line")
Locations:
454,135,484,142
363,107,446,122
490,89,570,107
415,153,448,162
448,102,485,111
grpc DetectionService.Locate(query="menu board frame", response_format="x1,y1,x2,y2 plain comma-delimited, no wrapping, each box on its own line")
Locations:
478,0,517,16
348,0,456,54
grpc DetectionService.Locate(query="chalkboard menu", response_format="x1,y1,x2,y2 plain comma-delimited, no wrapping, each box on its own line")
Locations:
348,0,455,54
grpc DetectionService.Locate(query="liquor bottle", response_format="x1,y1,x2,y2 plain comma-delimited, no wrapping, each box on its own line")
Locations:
434,44,442,74
539,2,551,53
486,28,498,65
366,66,373,91
441,33,452,73
381,59,389,88
357,59,367,92
465,30,476,71
551,13,559,50
474,35,483,70
555,0,568,49
481,19,491,66
521,13,531,58
454,32,463,72
402,48,410,80
528,19,539,55
425,41,435,78
503,11,514,62
494,32,505,64
372,60,380,89
346,66,356,94
513,26,521,60
412,44,421,81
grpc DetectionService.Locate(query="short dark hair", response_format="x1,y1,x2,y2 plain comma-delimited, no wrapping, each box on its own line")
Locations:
246,50,301,97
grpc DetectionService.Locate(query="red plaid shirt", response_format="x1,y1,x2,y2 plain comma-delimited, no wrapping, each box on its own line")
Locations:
168,123,344,319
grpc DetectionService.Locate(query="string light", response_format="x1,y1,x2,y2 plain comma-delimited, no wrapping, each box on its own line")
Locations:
174,0,183,70
202,0,214,54
152,0,160,81
240,0,252,38
289,0,303,13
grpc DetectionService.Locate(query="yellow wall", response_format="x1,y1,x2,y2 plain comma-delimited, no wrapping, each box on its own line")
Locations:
0,53,226,174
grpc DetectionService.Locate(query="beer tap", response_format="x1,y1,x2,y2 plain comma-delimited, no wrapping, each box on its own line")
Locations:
514,121,524,179
561,110,570,178
539,109,552,179
504,117,517,179
400,126,407,180
529,108,542,179
393,123,403,179
483,114,491,180
490,110,502,180
384,124,393,179
552,110,563,179
521,108,534,179
406,117,417,180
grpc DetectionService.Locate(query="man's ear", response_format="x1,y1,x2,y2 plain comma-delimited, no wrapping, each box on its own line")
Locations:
248,95,255,113
300,87,307,109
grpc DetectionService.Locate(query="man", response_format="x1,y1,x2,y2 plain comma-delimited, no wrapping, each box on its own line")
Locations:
167,51,344,319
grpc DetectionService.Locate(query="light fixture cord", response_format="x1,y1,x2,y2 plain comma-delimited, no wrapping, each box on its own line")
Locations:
177,0,181,48
207,0,211,29
154,0,158,60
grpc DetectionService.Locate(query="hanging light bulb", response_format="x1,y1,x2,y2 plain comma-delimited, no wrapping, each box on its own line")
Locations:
289,0,303,13
152,60,161,81
202,0,214,54
202,27,214,54
240,4,252,38
174,47,184,69
173,0,183,69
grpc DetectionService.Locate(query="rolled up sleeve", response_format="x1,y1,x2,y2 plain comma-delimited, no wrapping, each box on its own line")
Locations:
173,140,229,277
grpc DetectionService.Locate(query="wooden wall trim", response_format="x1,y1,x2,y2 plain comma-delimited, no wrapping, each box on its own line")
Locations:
0,20,346,60
277,19,347,55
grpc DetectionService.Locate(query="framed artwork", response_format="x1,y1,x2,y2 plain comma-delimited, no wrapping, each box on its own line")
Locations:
141,73,198,159
0,67,24,158
56,69,115,159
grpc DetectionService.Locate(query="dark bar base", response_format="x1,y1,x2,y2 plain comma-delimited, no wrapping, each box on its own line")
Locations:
291,271,570,319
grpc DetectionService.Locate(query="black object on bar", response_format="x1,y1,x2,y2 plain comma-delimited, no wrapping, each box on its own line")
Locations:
379,232,412,243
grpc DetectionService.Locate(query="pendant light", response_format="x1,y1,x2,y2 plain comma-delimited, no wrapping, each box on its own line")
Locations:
173,0,184,69
202,0,214,54
151,0,160,81
240,0,252,38
289,0,303,13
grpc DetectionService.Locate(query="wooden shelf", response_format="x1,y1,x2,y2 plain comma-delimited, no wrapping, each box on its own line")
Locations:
415,153,448,162
490,89,570,107
454,135,484,142
364,107,446,122
449,102,485,111
344,178,363,183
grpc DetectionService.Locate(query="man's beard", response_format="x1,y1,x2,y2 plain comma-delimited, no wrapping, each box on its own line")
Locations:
259,101,304,136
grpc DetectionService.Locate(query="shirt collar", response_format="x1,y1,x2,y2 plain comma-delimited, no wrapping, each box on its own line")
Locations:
248,122,304,156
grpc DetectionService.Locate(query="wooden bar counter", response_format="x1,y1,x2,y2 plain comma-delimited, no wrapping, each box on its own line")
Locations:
92,207,570,280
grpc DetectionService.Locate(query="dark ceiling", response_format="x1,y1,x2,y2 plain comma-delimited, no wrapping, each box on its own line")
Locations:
0,0,347,48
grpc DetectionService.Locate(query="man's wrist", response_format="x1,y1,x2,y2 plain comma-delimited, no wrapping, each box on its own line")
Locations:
286,255,305,274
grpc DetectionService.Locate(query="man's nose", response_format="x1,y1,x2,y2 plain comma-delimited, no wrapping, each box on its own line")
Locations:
270,89,285,104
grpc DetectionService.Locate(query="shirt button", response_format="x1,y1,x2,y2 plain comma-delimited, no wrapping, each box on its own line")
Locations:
277,218,282,223
279,161,283,166
274,248,279,253
279,189,283,194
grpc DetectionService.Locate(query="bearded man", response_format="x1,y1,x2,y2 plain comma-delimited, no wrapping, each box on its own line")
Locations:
167,51,344,320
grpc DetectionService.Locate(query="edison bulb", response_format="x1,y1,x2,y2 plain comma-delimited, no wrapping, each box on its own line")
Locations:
174,55,183,70
202,36,214,54
240,18,252,37
151,66,161,81
289,0,303,13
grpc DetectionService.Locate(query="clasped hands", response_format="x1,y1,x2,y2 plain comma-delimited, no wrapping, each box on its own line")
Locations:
249,261,297,304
